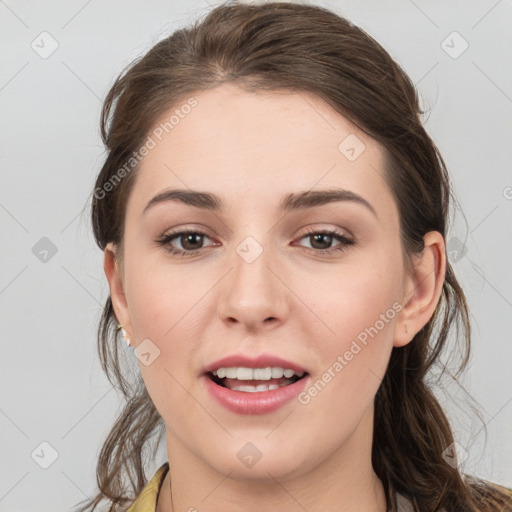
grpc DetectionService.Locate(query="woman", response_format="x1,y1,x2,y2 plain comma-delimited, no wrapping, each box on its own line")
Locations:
76,1,511,511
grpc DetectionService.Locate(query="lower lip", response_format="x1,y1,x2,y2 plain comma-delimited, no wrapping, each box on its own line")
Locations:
202,374,309,414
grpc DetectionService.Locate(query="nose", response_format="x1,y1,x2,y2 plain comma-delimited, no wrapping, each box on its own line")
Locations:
216,240,289,333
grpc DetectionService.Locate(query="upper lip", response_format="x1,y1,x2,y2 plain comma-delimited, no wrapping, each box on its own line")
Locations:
202,354,308,375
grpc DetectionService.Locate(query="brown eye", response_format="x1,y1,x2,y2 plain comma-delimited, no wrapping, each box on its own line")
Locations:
156,230,215,256
309,232,335,250
297,229,354,255
179,233,205,251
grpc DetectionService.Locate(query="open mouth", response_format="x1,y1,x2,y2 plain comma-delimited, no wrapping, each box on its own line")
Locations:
207,367,308,393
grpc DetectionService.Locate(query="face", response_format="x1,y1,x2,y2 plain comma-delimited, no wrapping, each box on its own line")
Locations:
107,83,416,482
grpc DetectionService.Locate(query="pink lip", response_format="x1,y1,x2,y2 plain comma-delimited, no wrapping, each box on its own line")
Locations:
202,373,310,415
202,353,307,374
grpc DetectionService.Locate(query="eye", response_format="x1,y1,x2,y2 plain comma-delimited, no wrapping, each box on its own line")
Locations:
295,228,354,255
155,227,355,258
156,229,216,257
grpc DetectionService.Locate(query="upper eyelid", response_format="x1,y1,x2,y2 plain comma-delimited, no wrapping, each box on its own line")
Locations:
161,226,350,238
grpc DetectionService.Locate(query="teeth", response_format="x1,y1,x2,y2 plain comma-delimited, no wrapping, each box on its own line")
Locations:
226,368,238,378
230,383,285,392
253,367,272,380
271,367,283,378
236,367,253,380
211,366,305,380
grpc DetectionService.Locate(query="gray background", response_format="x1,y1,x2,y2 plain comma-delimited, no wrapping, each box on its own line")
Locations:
1,0,511,510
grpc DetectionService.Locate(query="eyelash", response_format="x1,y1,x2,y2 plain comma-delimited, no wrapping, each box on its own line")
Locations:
155,227,354,258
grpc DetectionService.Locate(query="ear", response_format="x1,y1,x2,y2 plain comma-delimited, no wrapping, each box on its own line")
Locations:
394,231,446,347
104,242,133,341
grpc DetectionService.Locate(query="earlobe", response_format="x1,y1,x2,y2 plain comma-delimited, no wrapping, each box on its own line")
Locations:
104,242,133,341
394,231,446,348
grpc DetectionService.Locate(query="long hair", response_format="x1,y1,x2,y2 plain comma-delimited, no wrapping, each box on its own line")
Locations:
76,2,512,511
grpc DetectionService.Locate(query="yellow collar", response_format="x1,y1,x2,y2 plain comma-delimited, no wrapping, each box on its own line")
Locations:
127,462,169,512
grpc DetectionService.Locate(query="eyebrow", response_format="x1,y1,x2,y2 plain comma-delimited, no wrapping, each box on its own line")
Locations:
143,187,377,218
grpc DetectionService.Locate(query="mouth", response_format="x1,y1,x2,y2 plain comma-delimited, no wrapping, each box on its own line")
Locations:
202,354,310,414
207,366,308,393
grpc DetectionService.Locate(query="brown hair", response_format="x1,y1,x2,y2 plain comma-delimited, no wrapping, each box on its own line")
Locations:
77,1,512,511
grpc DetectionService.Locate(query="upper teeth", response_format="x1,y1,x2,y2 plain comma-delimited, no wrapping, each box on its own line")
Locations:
212,367,304,380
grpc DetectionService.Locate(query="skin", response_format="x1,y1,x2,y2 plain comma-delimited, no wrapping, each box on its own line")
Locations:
104,83,446,512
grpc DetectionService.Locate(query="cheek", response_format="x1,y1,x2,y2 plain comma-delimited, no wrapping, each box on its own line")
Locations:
294,254,401,400
124,251,212,342
294,256,401,349
123,256,214,404
129,282,202,429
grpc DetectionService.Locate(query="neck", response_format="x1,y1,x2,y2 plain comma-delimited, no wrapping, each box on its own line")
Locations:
157,407,387,512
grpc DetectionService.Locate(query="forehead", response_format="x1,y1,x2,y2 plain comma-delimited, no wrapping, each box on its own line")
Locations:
127,83,396,222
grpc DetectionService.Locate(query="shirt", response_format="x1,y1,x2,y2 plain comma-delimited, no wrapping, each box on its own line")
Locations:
127,462,169,512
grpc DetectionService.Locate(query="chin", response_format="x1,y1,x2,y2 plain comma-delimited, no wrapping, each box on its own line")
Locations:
212,457,306,484
200,437,316,484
